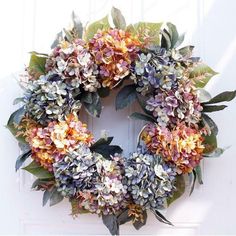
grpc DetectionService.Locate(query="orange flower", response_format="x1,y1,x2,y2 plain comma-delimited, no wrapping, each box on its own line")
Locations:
142,123,205,173
25,113,94,171
89,29,141,88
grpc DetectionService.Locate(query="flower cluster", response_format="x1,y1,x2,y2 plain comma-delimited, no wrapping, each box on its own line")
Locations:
131,46,192,95
53,144,96,196
46,40,100,92
89,29,141,88
124,150,176,209
25,113,94,171
78,154,129,215
141,123,205,173
146,80,202,127
54,148,128,215
24,74,81,126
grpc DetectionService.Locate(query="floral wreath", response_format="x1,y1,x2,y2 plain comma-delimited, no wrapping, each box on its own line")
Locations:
7,7,236,235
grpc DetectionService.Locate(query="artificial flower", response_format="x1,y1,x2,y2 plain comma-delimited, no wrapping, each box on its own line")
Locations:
141,123,205,173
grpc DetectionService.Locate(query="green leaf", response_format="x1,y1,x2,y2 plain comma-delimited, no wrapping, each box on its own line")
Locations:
82,92,102,117
29,53,47,75
7,107,26,143
167,174,185,206
189,63,218,88
102,214,119,236
133,210,147,230
202,113,218,136
189,170,197,195
50,188,64,206
152,209,173,226
166,22,179,48
178,45,194,58
29,51,48,57
203,105,227,113
84,15,110,41
111,7,126,30
23,161,54,179
117,208,132,225
116,84,137,110
203,132,217,154
195,165,203,185
15,150,31,171
130,112,156,123
128,22,162,45
97,87,110,98
203,147,226,158
71,11,83,38
203,90,236,104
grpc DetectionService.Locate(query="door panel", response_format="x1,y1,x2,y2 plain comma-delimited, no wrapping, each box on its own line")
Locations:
0,0,236,234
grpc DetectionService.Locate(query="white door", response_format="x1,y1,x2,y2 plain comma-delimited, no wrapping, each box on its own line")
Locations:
1,0,236,235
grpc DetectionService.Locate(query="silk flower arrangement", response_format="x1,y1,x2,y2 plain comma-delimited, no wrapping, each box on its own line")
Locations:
7,7,236,235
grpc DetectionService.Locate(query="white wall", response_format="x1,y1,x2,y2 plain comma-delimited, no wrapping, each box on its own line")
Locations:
0,0,236,235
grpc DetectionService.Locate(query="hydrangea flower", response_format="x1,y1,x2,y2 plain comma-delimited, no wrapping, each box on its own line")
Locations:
89,29,140,88
79,154,129,215
131,46,186,96
131,44,201,93
145,80,202,127
141,123,205,173
53,144,96,196
54,149,128,215
24,74,81,126
46,39,100,92
25,113,94,171
124,150,176,210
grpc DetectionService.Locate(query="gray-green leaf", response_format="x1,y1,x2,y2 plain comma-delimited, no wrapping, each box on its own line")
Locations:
116,84,137,110
111,7,126,30
152,209,173,226
15,150,31,171
202,113,218,136
133,210,147,230
167,174,185,206
72,11,83,38
203,90,236,105
102,214,119,235
166,22,179,48
195,165,203,184
203,147,226,158
82,92,102,117
203,105,227,113
23,161,54,179
50,188,64,206
117,208,132,225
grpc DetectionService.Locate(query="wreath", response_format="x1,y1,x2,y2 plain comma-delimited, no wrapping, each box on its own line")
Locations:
7,7,236,235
